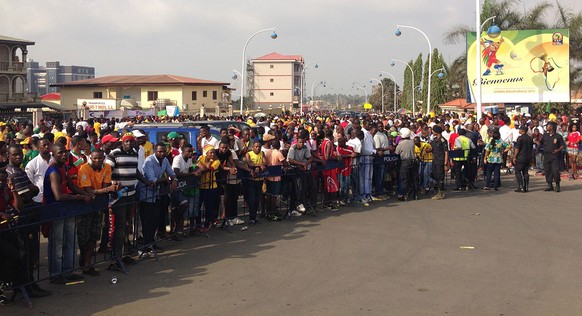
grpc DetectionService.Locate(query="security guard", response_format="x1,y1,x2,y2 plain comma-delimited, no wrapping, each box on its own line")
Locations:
540,121,566,192
452,129,475,191
430,125,449,199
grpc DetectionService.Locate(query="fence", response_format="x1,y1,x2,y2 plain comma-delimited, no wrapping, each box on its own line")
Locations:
0,150,482,307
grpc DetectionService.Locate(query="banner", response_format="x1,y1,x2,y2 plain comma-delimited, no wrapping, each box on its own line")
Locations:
467,29,569,103
77,99,117,111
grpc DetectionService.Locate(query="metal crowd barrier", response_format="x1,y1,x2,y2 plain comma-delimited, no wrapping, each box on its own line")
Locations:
1,151,479,307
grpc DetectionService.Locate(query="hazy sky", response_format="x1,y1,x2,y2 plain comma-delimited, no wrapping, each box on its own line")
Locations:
1,0,579,96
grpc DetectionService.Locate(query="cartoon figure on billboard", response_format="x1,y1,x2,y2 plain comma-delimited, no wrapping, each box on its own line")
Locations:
530,53,562,91
481,37,505,75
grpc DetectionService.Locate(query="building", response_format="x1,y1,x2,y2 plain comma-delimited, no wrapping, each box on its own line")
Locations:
251,52,303,109
51,74,232,115
27,61,95,95
0,35,42,110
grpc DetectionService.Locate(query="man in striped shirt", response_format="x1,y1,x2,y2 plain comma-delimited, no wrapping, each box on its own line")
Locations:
105,133,149,269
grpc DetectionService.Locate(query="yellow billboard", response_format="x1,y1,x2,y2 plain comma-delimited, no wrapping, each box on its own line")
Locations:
467,29,569,103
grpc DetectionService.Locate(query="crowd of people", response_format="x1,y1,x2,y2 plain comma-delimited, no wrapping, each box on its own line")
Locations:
0,107,580,305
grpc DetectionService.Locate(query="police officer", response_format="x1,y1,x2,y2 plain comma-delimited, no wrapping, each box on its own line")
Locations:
540,121,566,192
430,125,449,199
512,125,533,192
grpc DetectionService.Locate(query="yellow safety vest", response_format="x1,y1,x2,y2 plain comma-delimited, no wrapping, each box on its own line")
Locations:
452,136,470,161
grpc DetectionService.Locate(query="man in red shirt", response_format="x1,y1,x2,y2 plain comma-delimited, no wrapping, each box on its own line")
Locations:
336,137,356,205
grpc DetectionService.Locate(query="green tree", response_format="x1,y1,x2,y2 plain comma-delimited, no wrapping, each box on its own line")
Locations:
368,78,399,112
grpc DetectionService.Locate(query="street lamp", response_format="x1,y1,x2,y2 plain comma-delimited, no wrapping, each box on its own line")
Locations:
311,81,325,109
239,28,278,115
430,67,446,79
378,71,397,113
232,69,242,80
369,78,385,113
300,62,318,115
395,24,433,115
476,9,501,120
391,59,415,115
353,82,368,104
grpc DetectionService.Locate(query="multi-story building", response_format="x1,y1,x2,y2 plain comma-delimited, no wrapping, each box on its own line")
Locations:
51,74,232,114
251,52,303,109
27,61,95,95
0,35,40,109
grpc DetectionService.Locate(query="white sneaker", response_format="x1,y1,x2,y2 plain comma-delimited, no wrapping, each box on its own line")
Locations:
230,217,244,225
290,210,303,217
297,204,306,213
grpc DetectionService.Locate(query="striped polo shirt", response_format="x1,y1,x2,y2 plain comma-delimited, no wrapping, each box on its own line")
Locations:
6,164,33,201
105,147,139,196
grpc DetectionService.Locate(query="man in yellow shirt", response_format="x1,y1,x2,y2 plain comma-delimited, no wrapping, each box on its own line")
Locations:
414,136,434,195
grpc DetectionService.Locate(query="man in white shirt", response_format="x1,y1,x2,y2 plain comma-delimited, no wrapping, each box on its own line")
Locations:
372,123,389,198
197,125,219,155
360,120,376,202
25,138,53,205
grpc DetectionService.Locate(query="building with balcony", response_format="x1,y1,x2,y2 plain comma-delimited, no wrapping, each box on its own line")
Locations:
251,52,303,109
51,74,232,115
0,35,43,111
28,61,95,95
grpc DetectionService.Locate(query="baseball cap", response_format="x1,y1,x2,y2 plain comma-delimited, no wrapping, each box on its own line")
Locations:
167,131,183,139
102,134,119,144
132,130,146,138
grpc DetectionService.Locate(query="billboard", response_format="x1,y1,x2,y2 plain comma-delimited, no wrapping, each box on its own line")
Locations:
467,29,569,103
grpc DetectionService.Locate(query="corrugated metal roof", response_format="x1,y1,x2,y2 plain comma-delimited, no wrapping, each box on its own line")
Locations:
51,74,230,87
0,35,35,45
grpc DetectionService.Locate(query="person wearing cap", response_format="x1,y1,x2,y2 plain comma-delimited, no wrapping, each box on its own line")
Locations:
105,133,146,267
512,125,533,192
430,125,449,199
21,136,40,169
540,121,566,192
167,131,183,161
395,127,418,201
100,134,119,155
132,129,151,174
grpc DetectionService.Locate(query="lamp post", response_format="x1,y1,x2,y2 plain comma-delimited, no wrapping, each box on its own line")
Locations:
311,80,325,103
239,28,278,115
395,25,432,115
300,62,318,115
476,9,501,120
378,71,397,113
353,82,368,104
391,59,415,115
428,68,446,113
369,78,385,113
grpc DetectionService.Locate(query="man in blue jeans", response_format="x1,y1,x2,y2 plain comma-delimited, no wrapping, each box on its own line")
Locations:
43,143,94,284
139,143,177,254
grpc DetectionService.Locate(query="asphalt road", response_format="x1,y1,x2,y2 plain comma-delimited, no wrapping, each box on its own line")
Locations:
5,173,582,316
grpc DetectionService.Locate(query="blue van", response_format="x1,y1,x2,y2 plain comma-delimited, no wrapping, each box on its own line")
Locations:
132,123,221,152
